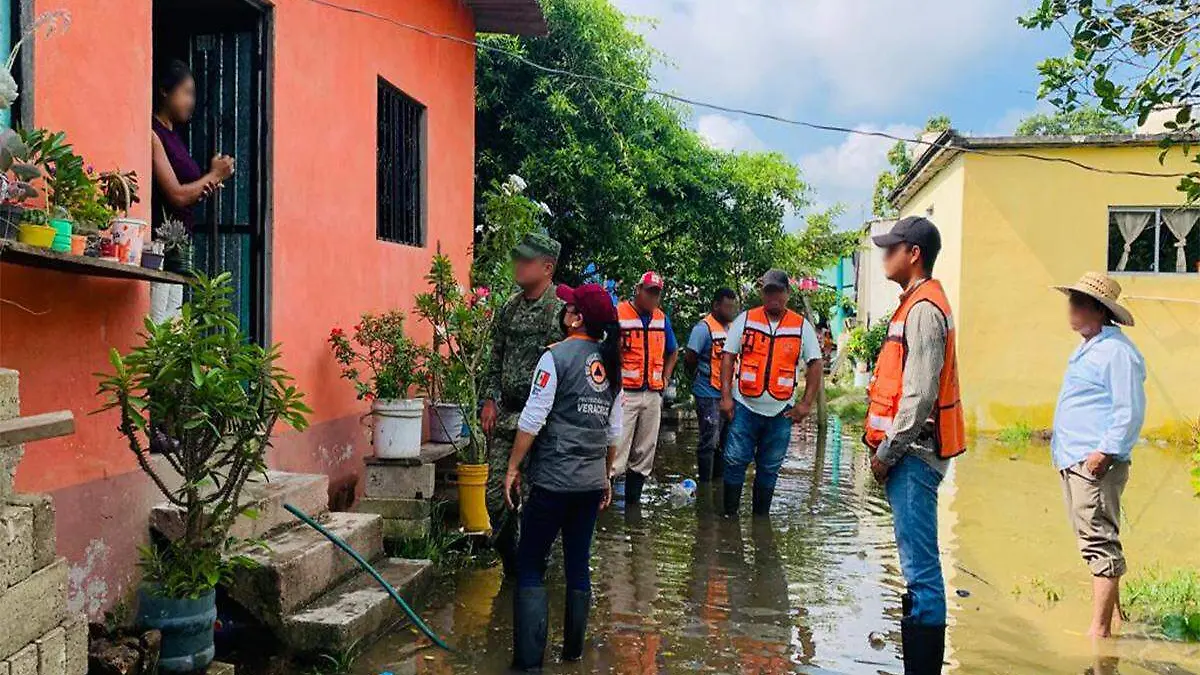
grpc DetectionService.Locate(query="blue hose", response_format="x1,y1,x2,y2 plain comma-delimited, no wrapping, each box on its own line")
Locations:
283,503,453,651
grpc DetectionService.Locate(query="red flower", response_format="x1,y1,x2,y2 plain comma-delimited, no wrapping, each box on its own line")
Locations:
330,327,345,338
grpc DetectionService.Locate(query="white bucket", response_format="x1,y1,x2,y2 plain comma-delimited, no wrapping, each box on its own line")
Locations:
853,370,870,387
428,402,465,444
112,218,147,265
371,398,424,459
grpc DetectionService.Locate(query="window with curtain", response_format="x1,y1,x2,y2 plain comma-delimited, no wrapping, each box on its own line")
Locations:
1107,207,1200,274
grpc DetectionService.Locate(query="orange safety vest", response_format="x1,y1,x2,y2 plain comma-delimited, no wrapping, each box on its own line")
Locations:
864,279,967,459
736,307,806,401
703,314,728,389
618,301,667,391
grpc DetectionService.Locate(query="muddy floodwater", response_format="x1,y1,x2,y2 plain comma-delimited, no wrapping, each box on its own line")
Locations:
353,420,1200,674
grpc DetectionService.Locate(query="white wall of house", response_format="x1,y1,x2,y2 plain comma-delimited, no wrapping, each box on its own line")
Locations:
855,219,901,327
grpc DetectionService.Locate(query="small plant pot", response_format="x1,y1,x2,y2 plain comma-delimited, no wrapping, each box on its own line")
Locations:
112,217,147,265
69,234,87,255
457,463,491,534
98,237,119,261
164,243,194,275
428,402,465,444
0,203,24,240
141,250,165,271
17,223,56,248
371,397,424,459
49,218,73,252
136,585,217,673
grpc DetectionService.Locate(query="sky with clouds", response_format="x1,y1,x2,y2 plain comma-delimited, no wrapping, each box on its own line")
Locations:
609,0,1065,228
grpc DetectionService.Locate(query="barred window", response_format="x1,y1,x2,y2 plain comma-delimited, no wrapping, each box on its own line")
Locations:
377,78,425,246
1107,207,1200,274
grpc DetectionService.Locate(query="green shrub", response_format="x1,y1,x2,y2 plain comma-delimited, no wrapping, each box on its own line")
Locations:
997,421,1035,445
1126,568,1200,641
845,315,890,367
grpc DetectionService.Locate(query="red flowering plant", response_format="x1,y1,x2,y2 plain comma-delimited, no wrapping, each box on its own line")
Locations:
415,254,498,464
328,310,426,402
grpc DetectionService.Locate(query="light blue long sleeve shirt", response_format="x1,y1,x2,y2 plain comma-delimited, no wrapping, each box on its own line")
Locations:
1050,326,1146,471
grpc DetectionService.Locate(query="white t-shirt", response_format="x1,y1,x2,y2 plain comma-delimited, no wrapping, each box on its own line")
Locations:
518,350,624,444
722,310,822,417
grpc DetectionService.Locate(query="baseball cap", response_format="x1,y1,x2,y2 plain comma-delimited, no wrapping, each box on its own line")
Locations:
759,269,791,291
638,271,664,290
871,216,942,260
512,232,561,260
557,283,618,326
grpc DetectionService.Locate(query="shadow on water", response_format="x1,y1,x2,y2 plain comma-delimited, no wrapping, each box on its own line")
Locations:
352,420,1200,675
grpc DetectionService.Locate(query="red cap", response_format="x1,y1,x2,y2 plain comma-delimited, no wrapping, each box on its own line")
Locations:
557,283,618,326
638,271,664,289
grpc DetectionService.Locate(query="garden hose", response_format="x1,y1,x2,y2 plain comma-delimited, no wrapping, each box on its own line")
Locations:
283,503,453,652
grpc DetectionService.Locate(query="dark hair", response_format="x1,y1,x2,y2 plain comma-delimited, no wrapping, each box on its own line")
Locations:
712,287,737,305
907,242,940,274
1069,291,1117,325
587,321,623,394
154,59,193,110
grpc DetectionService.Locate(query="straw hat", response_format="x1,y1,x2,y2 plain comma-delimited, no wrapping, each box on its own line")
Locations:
1053,272,1135,326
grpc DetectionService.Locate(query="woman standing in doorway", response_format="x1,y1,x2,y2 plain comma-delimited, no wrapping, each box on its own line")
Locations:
504,283,622,670
149,59,235,321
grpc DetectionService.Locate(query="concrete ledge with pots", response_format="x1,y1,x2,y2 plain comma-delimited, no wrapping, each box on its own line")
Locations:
359,442,459,543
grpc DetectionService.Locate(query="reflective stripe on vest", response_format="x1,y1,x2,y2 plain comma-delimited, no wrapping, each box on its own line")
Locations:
736,307,806,401
863,279,967,459
703,313,728,389
617,301,667,391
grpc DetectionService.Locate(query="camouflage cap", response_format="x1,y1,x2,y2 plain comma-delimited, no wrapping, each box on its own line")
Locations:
512,232,561,260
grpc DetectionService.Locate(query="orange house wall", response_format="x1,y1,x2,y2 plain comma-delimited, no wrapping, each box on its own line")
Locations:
0,0,476,616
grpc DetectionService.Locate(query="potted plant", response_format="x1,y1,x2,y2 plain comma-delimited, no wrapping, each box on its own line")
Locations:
99,168,144,263
141,240,165,271
0,128,38,240
96,273,310,673
20,128,89,253
159,216,193,275
415,254,498,534
16,207,54,248
329,311,427,459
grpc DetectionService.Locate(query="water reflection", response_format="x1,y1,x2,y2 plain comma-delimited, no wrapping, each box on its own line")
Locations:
351,423,1200,675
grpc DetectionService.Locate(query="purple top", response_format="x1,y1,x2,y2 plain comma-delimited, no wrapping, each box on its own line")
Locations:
152,117,203,232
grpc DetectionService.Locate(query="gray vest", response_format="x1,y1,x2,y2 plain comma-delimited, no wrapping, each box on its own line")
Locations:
528,338,618,492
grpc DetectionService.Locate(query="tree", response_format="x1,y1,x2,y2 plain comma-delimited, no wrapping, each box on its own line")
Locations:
924,115,952,133
1015,106,1131,136
475,0,850,333
1020,0,1200,200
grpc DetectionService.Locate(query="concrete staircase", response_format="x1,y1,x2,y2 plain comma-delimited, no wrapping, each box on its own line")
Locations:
150,470,432,654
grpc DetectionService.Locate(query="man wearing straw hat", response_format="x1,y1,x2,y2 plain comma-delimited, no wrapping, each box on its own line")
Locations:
1050,272,1146,639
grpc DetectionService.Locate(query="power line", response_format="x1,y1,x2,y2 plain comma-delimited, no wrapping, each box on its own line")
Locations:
302,0,1190,181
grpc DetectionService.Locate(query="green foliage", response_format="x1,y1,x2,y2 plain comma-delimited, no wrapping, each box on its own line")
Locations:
1012,576,1064,609
471,175,548,299
1020,0,1200,201
384,503,482,570
1015,106,1131,136
96,273,310,599
1191,420,1200,497
328,311,426,402
98,169,140,216
137,539,259,601
845,315,890,367
415,255,498,465
924,115,952,133
873,138,919,218
997,421,1036,445
476,0,842,330
1125,568,1200,641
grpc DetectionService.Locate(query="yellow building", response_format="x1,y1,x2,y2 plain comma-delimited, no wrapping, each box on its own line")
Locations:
887,131,1200,436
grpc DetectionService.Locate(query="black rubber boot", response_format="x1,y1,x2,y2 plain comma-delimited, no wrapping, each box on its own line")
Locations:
624,470,646,505
751,484,774,516
722,482,743,517
493,513,519,578
712,447,725,481
697,453,715,483
561,589,591,662
900,621,945,675
512,586,548,671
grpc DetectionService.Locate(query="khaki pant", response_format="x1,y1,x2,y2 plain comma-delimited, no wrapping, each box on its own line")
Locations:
613,389,662,477
1061,461,1129,578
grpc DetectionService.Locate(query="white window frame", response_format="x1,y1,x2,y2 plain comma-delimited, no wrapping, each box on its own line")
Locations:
1107,205,1200,276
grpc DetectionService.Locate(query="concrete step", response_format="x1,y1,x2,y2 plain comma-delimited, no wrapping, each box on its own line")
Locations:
224,512,383,628
151,471,330,543
281,558,434,653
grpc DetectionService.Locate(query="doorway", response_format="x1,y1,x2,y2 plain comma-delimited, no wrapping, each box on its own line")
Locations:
153,0,270,343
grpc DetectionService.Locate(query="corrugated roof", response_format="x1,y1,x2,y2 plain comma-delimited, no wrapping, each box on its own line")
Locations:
888,131,1177,211
465,0,548,36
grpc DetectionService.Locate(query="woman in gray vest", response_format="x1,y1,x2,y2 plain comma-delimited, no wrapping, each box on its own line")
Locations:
503,283,623,670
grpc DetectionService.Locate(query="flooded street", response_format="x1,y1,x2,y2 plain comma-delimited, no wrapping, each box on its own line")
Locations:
353,420,1200,674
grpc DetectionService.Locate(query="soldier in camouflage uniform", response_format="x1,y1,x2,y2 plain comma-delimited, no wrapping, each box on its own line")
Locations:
482,232,564,573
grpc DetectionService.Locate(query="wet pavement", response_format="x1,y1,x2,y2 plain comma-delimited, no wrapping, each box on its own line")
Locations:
352,419,1200,674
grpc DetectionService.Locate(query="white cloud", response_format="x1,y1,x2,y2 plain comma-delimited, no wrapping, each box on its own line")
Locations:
797,123,920,224
695,114,766,152
613,0,1030,113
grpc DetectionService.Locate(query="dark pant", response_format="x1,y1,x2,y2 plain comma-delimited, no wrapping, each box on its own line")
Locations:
695,397,726,481
723,402,792,491
516,486,603,591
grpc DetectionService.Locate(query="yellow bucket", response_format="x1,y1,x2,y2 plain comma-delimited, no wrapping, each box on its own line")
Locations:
17,224,56,249
457,463,492,534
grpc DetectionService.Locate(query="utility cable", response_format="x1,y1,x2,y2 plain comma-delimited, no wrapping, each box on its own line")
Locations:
301,0,1190,180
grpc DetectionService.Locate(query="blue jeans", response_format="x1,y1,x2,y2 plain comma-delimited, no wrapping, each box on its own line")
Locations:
886,454,946,627
722,402,792,491
516,486,603,591
696,397,726,476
